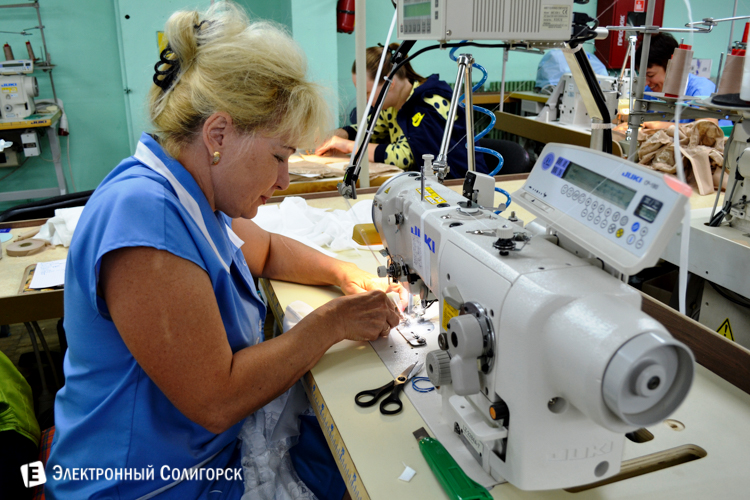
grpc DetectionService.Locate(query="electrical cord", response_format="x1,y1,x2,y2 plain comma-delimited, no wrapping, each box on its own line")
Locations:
494,186,511,213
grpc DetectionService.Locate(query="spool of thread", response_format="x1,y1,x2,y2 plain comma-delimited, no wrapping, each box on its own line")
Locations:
718,54,745,94
3,42,14,61
6,239,46,257
663,44,693,98
25,41,36,61
741,55,750,101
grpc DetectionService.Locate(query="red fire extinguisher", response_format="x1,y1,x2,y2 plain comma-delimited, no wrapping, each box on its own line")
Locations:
337,0,355,34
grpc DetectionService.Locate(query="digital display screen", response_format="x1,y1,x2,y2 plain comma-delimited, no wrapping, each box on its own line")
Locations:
561,160,637,210
404,2,431,18
634,195,663,222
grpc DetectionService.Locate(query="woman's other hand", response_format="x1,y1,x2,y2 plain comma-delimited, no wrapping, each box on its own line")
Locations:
315,135,354,156
338,262,406,308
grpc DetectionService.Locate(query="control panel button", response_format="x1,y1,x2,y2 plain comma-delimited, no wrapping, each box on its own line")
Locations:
578,195,586,204
631,222,640,232
567,189,574,197
587,212,595,221
598,204,605,214
620,215,629,226
591,201,598,210
581,209,588,218
612,212,620,222
640,226,648,236
635,239,644,249
561,185,568,194
605,208,612,217
627,234,635,245
616,228,624,238
573,190,580,199
608,224,616,234
600,220,607,229
594,216,601,224
585,198,592,207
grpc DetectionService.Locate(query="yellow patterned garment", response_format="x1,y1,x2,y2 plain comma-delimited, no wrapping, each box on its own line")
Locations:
351,82,454,170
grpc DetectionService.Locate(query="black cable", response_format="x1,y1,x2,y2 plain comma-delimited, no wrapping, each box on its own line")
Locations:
709,281,750,310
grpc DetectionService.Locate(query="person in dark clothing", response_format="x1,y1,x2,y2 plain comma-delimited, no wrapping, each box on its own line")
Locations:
316,43,487,179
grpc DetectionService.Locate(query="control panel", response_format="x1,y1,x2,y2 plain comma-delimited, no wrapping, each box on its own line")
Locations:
397,0,574,42
514,143,691,275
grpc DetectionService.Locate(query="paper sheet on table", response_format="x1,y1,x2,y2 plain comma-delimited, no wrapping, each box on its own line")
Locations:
29,259,66,289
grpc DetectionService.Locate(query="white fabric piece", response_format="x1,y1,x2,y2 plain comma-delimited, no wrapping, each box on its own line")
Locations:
399,465,416,482
252,197,382,257
35,206,85,247
240,301,318,500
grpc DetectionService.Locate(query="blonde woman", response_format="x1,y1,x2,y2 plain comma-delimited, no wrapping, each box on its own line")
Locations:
46,3,400,498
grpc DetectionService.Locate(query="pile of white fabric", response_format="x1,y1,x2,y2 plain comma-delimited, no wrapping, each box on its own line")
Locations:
35,206,85,247
240,301,318,500
252,197,378,256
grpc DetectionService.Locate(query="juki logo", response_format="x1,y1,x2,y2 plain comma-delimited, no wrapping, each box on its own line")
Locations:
424,234,436,253
622,171,643,183
411,226,420,237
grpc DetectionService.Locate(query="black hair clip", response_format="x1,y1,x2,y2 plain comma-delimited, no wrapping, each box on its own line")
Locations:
153,45,180,90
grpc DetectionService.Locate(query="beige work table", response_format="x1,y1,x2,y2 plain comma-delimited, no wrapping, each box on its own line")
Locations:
0,219,66,325
260,178,750,500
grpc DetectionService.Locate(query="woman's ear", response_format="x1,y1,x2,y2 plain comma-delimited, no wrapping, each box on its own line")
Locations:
203,112,234,153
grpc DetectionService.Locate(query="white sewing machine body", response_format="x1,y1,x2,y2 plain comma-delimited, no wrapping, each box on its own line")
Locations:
0,73,38,122
537,73,619,128
372,144,694,490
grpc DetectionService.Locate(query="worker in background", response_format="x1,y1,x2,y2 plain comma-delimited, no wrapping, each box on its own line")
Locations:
46,2,401,499
534,49,609,94
636,32,716,98
316,43,488,179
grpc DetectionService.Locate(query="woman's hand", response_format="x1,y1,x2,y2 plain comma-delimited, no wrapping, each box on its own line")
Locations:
315,135,354,156
337,262,407,308
313,290,402,342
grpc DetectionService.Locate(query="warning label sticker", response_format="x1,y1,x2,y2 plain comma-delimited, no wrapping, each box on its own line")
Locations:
716,318,735,341
416,187,446,205
442,300,460,332
542,5,570,30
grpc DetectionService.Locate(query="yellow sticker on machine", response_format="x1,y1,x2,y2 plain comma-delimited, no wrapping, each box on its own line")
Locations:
717,318,735,341
417,187,447,205
442,300,460,332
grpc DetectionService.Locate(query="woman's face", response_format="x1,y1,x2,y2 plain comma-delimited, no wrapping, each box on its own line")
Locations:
211,131,293,219
352,73,401,109
645,64,667,93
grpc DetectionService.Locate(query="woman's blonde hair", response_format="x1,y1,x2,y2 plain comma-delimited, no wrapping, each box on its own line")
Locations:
148,1,330,158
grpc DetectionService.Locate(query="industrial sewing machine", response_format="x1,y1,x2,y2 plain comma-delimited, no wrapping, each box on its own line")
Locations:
371,144,696,490
0,59,38,123
536,73,619,128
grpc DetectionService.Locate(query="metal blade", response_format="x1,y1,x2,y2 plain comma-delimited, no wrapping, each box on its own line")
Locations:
413,426,430,441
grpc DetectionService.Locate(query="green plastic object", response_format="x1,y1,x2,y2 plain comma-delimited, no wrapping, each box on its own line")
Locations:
414,428,492,500
721,125,733,137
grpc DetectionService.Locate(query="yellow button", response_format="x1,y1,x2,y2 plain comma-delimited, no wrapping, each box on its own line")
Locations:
616,228,624,238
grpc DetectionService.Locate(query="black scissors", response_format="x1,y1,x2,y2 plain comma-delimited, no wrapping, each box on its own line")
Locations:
355,362,423,415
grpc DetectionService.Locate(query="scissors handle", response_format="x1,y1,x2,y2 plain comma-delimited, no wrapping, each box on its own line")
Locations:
355,380,394,408
380,380,405,415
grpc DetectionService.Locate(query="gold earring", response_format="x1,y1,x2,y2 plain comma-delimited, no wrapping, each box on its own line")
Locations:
211,151,221,165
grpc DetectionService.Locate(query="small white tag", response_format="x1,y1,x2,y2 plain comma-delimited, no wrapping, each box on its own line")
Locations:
398,465,416,482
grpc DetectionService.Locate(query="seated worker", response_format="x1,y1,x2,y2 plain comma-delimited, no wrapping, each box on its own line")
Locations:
534,49,609,94
636,32,716,98
316,43,488,179
630,32,718,130
46,3,401,499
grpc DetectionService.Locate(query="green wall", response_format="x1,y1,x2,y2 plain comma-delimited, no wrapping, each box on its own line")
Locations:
0,0,745,212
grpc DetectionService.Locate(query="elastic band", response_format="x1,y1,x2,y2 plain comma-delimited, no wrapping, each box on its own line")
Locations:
411,377,435,393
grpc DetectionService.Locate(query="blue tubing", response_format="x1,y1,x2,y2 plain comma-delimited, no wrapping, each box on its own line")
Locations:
449,42,504,174
494,187,511,213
